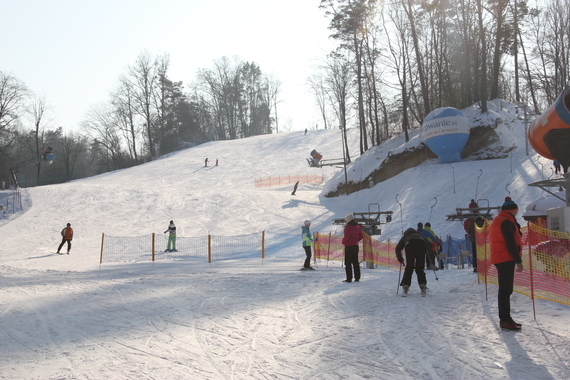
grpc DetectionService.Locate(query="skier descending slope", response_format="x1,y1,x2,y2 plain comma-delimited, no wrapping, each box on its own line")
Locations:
395,228,431,296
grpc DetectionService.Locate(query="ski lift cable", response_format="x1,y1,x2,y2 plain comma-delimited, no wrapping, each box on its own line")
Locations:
475,169,483,201
395,193,404,235
428,197,437,223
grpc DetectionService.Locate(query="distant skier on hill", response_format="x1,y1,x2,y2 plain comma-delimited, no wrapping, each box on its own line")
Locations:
291,181,299,195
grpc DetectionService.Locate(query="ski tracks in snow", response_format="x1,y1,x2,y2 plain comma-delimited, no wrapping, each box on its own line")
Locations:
1,264,570,379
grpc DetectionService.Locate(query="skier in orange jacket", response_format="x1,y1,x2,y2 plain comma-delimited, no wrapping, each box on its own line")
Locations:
57,223,74,254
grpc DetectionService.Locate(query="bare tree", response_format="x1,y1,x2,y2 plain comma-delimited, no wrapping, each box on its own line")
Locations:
383,2,412,141
531,0,570,102
0,72,29,157
263,74,281,134
114,78,140,163
29,95,50,185
84,103,127,171
401,0,430,118
476,0,489,113
320,0,380,154
127,51,161,158
325,53,352,162
197,57,242,140
307,72,330,130
59,131,88,181
488,0,510,100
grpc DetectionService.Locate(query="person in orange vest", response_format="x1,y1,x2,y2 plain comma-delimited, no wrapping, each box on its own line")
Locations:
57,223,74,254
489,196,523,330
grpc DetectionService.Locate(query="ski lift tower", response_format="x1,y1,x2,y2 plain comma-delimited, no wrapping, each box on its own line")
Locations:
445,199,501,222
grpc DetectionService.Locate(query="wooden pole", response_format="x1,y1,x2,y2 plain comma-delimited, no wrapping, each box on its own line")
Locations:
261,230,265,261
152,233,155,262
99,233,105,266
208,234,212,263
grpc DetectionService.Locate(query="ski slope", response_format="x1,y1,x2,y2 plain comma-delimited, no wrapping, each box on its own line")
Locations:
1,101,569,379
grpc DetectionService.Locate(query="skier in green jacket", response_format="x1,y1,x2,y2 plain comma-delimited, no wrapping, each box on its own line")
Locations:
301,220,315,270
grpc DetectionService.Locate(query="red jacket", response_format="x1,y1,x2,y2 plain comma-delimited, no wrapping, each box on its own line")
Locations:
490,211,522,264
342,223,363,246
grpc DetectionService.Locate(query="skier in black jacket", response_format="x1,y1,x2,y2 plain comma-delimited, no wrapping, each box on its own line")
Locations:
395,228,431,296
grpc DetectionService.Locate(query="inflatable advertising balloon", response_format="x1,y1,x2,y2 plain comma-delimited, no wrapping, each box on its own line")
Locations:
528,86,570,172
421,107,470,163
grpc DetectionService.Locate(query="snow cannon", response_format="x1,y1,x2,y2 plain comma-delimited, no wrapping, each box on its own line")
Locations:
528,86,570,172
310,149,323,160
421,107,470,163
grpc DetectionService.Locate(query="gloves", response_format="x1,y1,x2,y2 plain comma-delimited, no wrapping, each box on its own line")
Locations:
397,257,404,264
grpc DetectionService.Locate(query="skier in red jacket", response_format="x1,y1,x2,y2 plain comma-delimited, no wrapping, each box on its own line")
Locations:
341,213,363,282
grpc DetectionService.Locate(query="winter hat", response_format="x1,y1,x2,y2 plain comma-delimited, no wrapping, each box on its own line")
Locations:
425,222,431,228
345,213,355,223
304,220,311,226
501,196,518,211
417,222,423,229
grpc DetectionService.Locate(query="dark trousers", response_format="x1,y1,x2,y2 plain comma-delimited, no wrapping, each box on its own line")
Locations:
303,245,312,268
58,239,71,253
401,249,427,286
344,245,360,281
495,261,516,322
470,232,478,269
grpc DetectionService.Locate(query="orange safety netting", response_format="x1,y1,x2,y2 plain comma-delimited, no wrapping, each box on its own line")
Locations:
475,219,570,306
316,220,570,307
254,174,323,188
314,232,400,269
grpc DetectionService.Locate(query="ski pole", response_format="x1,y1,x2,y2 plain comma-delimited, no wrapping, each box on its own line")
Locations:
427,250,439,281
397,262,403,295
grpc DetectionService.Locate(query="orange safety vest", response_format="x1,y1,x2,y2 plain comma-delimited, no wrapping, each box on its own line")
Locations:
489,211,521,264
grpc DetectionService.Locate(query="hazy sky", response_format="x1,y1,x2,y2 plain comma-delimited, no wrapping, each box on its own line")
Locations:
1,0,336,133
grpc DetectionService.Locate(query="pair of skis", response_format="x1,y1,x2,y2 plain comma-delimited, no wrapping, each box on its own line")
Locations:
402,288,428,297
